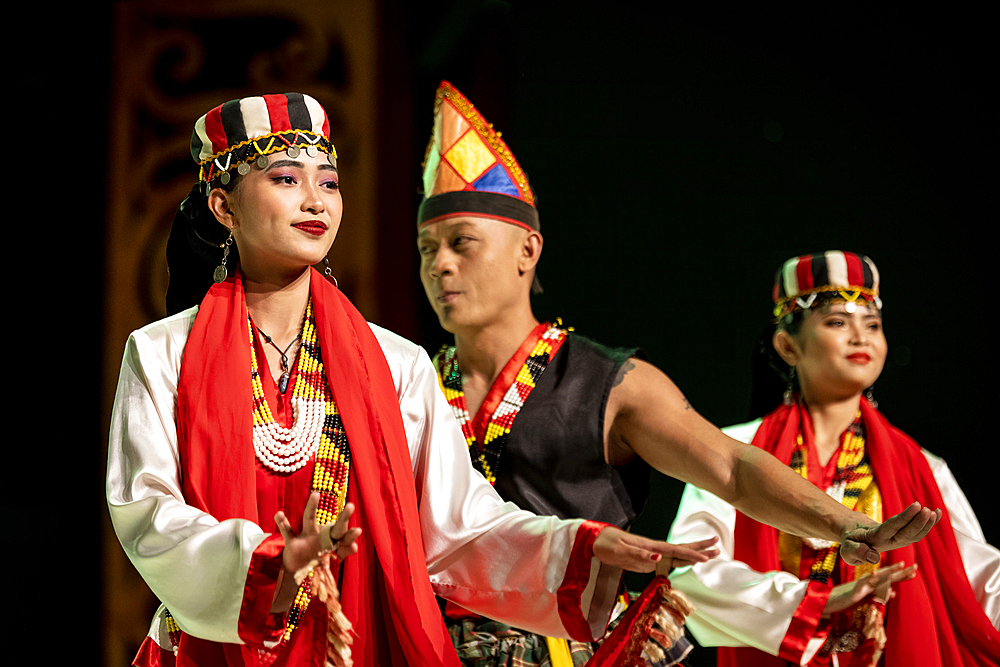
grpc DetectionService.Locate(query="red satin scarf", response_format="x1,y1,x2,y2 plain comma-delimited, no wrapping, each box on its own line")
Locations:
721,400,999,667
176,269,461,667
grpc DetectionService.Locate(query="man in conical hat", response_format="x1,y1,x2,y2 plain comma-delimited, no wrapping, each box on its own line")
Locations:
415,81,941,666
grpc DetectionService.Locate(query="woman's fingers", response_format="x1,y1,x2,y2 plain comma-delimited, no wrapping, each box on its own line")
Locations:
274,511,293,541
330,502,356,539
301,492,321,534
595,528,721,574
336,527,363,560
318,503,362,556
824,562,919,615
681,536,721,554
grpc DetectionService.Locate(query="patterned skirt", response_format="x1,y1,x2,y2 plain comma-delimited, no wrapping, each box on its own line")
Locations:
447,617,596,667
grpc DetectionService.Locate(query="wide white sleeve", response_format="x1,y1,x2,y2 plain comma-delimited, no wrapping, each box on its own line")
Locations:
923,449,1000,629
370,325,622,641
667,420,828,664
106,310,273,646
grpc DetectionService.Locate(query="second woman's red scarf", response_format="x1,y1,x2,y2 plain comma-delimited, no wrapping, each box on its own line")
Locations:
175,269,461,667
721,400,999,667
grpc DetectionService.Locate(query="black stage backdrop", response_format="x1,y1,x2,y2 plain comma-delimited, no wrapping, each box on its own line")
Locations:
22,4,994,664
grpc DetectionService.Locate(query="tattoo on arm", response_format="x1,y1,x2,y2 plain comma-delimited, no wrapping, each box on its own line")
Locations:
683,396,692,410
612,359,636,388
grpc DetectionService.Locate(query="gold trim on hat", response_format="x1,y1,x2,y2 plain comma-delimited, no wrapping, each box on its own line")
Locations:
773,284,880,318
197,130,338,183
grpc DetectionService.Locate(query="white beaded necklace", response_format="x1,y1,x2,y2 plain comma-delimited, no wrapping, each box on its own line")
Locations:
249,299,330,474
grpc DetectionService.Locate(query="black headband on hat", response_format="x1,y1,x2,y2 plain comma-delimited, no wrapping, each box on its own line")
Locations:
417,191,540,231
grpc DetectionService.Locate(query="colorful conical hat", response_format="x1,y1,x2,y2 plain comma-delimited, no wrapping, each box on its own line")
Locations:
773,250,882,319
417,81,538,231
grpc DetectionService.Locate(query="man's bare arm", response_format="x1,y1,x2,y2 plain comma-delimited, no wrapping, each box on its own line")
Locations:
605,359,939,563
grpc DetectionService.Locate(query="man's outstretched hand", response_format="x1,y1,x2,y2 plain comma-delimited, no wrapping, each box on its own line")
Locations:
840,502,941,565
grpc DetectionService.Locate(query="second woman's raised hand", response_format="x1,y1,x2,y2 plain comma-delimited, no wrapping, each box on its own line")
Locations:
839,502,941,565
823,562,917,617
593,527,720,574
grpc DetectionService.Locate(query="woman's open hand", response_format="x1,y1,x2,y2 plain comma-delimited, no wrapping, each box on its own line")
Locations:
271,494,362,612
823,562,917,617
593,527,720,574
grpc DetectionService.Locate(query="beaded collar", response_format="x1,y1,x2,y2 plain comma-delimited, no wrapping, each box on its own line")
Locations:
435,322,569,484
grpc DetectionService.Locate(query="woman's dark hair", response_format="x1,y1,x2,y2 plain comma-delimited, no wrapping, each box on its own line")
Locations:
165,178,242,315
747,311,806,420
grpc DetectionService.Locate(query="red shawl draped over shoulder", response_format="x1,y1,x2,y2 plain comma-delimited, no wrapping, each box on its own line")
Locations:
175,269,461,667
720,400,999,667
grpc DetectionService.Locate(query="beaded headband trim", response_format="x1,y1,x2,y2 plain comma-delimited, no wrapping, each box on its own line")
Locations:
191,93,338,186
773,250,882,319
420,80,536,229
196,130,337,185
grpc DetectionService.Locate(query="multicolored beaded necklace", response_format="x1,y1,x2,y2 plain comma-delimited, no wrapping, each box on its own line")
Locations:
250,301,328,474
163,298,352,652
786,410,880,584
250,299,352,641
435,321,569,484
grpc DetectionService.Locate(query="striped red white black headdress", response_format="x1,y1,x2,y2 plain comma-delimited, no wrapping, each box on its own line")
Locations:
190,93,337,186
773,251,882,319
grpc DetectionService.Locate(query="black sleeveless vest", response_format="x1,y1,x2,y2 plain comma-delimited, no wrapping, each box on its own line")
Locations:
491,334,651,528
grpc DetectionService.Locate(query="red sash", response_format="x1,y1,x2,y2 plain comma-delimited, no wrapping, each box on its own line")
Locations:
721,400,999,666
176,269,460,667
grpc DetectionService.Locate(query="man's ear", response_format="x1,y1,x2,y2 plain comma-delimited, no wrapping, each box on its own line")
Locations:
772,328,801,366
207,187,236,231
518,230,543,273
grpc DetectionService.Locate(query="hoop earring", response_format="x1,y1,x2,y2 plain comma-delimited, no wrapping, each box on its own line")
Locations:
783,366,797,406
865,384,878,409
213,232,233,283
322,257,338,288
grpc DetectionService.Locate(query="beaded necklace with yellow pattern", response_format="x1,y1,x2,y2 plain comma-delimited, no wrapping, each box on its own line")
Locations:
163,299,351,652
782,411,880,584
436,322,569,484
251,299,352,640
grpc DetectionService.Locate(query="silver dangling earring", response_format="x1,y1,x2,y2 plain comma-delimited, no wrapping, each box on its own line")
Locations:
783,366,797,406
214,232,233,283
322,257,338,288
865,384,878,409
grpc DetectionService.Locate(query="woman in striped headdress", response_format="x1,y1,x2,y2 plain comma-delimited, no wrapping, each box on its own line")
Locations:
668,251,1000,666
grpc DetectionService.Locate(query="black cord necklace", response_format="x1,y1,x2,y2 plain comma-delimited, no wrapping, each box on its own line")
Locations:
255,326,301,394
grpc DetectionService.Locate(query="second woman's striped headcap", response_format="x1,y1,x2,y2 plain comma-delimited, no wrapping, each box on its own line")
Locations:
773,251,882,319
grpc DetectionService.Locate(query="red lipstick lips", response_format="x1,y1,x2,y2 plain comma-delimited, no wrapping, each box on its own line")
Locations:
847,352,871,364
292,221,327,236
